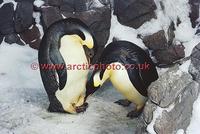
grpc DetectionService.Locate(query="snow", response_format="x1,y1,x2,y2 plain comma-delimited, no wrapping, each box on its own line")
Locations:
33,0,44,8
147,103,175,134
33,12,44,39
179,60,191,73
183,36,200,57
106,13,147,49
0,0,17,10
174,22,196,42
90,0,104,8
0,42,137,134
186,94,200,134
146,106,163,134
176,129,185,134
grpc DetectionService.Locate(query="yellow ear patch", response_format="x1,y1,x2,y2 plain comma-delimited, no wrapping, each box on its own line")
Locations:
83,38,94,49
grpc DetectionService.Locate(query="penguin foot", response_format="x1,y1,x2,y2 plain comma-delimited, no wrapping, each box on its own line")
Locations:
114,99,131,107
127,110,142,118
48,102,66,113
75,102,89,113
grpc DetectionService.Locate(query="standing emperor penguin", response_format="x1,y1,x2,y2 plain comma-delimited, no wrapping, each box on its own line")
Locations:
38,18,96,114
85,41,158,118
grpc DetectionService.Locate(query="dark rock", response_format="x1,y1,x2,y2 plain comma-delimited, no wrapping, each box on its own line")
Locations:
189,43,200,82
29,39,41,50
14,1,34,33
143,30,168,50
152,44,185,65
176,17,182,27
99,0,112,6
15,0,35,3
148,66,193,107
60,0,107,13
4,33,25,45
141,65,200,134
0,3,15,34
20,25,41,49
153,81,199,134
60,0,75,13
41,6,62,29
0,34,3,44
189,0,200,28
44,0,62,6
114,0,157,29
0,0,3,4
74,0,93,12
143,100,157,124
168,22,175,45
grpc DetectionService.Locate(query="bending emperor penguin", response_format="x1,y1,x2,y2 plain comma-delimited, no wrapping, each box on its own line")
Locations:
85,41,158,118
38,18,96,114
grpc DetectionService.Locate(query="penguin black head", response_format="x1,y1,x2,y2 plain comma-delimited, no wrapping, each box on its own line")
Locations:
63,17,95,49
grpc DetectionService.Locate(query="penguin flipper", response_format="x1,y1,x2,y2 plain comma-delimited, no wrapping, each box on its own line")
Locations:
49,48,67,90
127,68,148,97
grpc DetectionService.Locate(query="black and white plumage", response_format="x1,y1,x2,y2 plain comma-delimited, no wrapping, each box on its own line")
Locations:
85,41,158,118
38,18,96,113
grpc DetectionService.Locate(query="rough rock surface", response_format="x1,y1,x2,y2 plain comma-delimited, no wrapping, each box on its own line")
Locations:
143,30,168,50
4,33,25,46
44,0,62,6
20,25,41,49
148,66,193,107
0,34,3,44
0,3,15,35
140,66,200,134
154,82,199,134
114,0,157,29
14,1,34,33
15,0,35,2
189,43,200,82
143,100,157,124
152,44,185,65
189,0,199,28
142,22,178,65
41,6,62,29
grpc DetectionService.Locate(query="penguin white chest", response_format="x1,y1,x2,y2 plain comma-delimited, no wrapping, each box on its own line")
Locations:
109,62,146,103
55,35,89,113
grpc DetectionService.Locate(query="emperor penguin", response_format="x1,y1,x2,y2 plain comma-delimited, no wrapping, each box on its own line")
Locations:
38,18,96,114
85,41,158,118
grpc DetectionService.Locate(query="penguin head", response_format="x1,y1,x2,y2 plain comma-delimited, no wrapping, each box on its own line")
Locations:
85,67,112,101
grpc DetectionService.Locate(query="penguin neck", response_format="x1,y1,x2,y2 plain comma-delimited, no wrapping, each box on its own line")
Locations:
60,35,83,46
59,34,88,67
102,69,111,84
93,69,112,87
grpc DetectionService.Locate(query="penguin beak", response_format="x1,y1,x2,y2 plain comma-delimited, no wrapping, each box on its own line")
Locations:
83,46,94,63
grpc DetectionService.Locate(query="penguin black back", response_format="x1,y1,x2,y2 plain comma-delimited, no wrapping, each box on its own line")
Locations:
85,41,158,98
